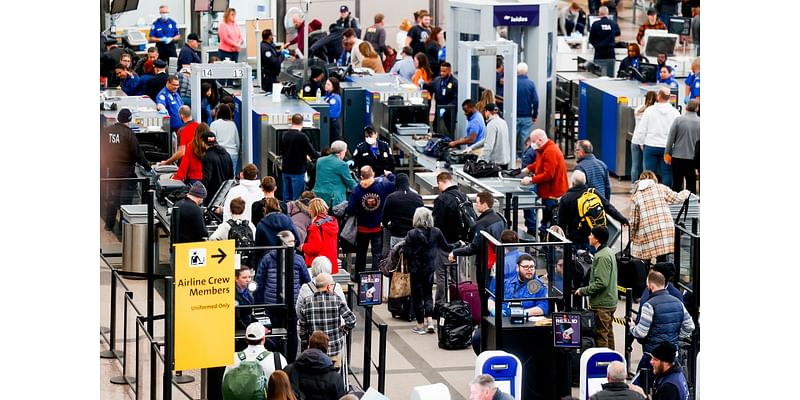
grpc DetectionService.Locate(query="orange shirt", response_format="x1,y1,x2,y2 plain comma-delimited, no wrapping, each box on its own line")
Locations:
411,69,432,87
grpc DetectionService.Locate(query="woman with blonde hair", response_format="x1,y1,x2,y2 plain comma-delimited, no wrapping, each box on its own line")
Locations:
217,8,243,85
630,90,657,183
476,89,496,116
359,41,385,73
396,18,412,52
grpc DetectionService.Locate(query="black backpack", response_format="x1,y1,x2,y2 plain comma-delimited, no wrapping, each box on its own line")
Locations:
424,136,452,160
228,219,256,267
447,191,478,242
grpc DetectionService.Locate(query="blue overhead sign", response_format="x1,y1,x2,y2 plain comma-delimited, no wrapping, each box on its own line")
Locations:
493,5,540,27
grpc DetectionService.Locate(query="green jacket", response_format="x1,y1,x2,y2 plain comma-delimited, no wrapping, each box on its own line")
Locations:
312,154,357,207
579,246,618,309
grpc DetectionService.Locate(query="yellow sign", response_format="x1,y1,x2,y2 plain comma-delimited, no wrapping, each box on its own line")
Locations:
174,240,236,371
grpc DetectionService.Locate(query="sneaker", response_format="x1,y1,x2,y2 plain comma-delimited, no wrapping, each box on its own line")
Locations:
411,326,427,335
426,324,435,334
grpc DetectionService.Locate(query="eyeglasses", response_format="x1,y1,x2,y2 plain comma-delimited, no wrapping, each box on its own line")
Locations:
519,264,535,270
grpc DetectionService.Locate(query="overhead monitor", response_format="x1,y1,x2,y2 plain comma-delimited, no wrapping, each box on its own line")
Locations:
212,0,229,13
668,17,692,36
124,0,139,12
110,0,127,14
642,29,677,57
194,0,210,12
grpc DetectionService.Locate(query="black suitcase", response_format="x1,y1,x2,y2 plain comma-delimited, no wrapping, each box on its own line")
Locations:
387,275,414,322
616,226,649,301
437,262,474,350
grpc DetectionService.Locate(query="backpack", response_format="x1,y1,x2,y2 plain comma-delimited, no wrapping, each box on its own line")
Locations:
221,351,270,400
228,219,256,268
447,191,478,242
576,188,607,231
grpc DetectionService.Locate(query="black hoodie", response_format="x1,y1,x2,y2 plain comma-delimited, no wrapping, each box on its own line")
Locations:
201,145,233,206
382,173,423,238
284,348,345,400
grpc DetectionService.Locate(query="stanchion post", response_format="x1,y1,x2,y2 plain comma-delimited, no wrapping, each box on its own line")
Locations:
624,287,634,376
111,291,136,385
377,323,388,393
146,189,155,337
164,276,175,399
101,272,120,358
363,306,373,390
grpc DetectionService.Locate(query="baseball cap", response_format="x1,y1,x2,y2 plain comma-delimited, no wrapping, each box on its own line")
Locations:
187,33,202,42
484,103,498,113
245,322,266,340
202,131,217,145
117,108,132,123
340,5,349,12
153,59,168,69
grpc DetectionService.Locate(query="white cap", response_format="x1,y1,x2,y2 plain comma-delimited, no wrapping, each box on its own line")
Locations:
245,322,266,340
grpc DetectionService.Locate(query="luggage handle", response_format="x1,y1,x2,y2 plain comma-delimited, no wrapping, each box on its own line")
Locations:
675,195,691,227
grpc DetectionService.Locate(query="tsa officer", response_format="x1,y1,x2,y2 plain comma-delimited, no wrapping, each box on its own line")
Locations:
156,74,185,133
422,61,458,136
353,126,395,177
149,5,181,62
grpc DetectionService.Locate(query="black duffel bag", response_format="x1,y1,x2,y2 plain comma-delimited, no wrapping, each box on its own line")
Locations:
444,149,477,166
464,159,502,178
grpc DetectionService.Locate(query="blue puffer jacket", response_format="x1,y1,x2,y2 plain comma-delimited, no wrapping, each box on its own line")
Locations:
254,250,311,305
654,365,689,400
641,290,685,353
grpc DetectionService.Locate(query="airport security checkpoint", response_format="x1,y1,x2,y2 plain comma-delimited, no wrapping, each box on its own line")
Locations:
100,0,700,399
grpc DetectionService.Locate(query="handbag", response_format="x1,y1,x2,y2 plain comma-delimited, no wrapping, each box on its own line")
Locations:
464,159,502,178
389,259,411,299
340,215,357,247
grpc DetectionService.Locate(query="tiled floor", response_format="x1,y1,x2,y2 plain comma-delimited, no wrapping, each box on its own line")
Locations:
99,2,697,399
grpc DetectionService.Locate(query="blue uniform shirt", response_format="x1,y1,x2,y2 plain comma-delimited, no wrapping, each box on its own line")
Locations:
325,92,342,119
488,274,549,316
685,71,700,99
149,17,180,40
121,73,143,96
466,111,486,145
156,86,184,130
662,76,679,91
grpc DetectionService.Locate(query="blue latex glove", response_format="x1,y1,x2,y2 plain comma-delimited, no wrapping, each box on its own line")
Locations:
165,37,173,45
683,95,690,105
160,36,168,43
417,78,425,87
346,160,354,167
158,107,168,115
489,307,496,317
438,108,445,117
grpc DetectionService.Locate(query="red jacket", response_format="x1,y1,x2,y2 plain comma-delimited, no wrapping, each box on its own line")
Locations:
303,214,340,272
525,140,568,199
173,142,203,181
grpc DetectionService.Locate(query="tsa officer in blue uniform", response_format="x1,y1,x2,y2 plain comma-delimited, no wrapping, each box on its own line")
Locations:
353,126,395,177
324,77,343,141
156,75,185,133
149,5,182,62
684,57,700,104
659,66,679,91
422,61,458,136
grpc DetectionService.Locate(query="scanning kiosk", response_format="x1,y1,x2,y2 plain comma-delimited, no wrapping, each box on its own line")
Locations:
447,0,558,135
579,348,625,400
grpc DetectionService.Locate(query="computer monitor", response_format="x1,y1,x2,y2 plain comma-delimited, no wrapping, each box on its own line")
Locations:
194,0,211,12
110,0,127,14
211,0,229,13
123,0,139,12
668,17,692,36
638,63,658,83
642,29,677,57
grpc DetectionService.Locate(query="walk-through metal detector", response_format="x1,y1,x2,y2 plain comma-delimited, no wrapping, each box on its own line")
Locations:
457,41,519,164
190,63,254,165
447,0,558,136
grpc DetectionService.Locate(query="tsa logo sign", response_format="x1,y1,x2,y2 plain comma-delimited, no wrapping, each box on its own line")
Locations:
493,5,540,27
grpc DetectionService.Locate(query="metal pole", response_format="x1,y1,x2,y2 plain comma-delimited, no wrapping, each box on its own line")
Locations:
111,291,136,384
378,324,388,393
625,288,633,375
100,272,120,358
164,276,174,400
363,306,373,390
564,243,574,311
147,190,155,336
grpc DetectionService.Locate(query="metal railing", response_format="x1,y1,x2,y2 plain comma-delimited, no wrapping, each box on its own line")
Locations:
674,221,699,400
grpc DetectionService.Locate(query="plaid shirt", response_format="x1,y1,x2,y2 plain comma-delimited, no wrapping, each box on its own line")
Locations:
298,290,356,356
629,180,682,260
637,21,668,45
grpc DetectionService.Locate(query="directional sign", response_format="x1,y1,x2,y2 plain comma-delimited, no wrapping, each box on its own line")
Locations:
173,240,236,371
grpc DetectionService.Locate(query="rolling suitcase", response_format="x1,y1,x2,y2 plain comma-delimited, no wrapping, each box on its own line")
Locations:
475,350,523,400
449,281,481,325
387,293,414,322
438,263,475,350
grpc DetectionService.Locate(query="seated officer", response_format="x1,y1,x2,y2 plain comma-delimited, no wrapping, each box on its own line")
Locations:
473,253,549,354
301,66,326,98
487,253,549,317
353,126,394,177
